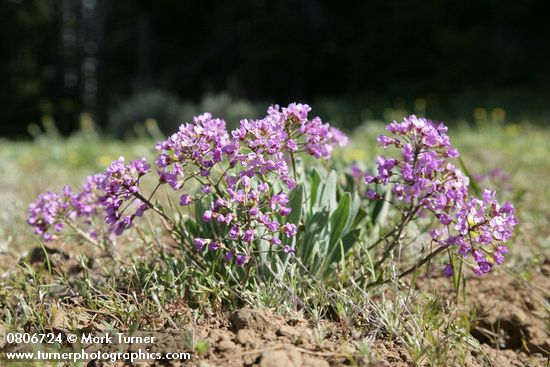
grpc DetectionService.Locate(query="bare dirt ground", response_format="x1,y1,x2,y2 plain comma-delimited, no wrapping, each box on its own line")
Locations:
423,262,550,357
4,244,550,366
95,270,549,366
155,266,549,366
122,295,548,367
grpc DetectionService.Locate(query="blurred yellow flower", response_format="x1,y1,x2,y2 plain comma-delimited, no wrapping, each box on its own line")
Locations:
473,107,487,121
505,124,520,136
343,148,367,161
145,118,158,130
68,151,80,165
79,112,95,131
414,98,427,112
97,155,113,167
491,108,506,122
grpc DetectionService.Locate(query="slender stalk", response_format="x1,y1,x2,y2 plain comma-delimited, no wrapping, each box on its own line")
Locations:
215,165,232,191
455,251,464,303
364,245,446,289
131,191,175,227
65,220,99,247
372,205,420,270
131,191,209,271
147,182,162,201
367,226,399,251
289,151,298,181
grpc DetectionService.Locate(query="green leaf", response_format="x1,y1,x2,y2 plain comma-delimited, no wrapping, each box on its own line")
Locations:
308,169,322,213
340,229,360,258
287,184,304,226
345,192,361,232
320,193,354,275
368,191,385,223
324,228,360,274
281,184,304,249
328,192,351,250
458,156,481,197
299,210,330,269
256,227,269,265
353,207,368,227
314,170,337,211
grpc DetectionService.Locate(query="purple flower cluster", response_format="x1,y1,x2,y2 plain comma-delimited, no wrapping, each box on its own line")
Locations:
155,113,231,189
98,157,151,235
28,174,105,241
28,189,71,241
28,157,151,241
429,189,517,275
365,115,518,275
451,189,517,275
231,103,347,189
155,103,347,265
192,181,294,267
29,103,347,268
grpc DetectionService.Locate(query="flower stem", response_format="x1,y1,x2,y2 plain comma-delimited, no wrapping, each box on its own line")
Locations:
131,191,175,228
372,205,420,270
289,151,298,181
365,245,446,289
65,220,99,247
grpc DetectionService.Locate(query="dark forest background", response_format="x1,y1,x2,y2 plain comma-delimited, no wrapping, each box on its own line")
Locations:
1,0,550,137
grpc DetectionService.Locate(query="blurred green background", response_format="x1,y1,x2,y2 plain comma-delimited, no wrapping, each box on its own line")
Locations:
1,0,550,138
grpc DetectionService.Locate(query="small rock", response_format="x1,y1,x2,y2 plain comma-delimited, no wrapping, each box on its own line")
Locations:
302,356,330,367
230,308,284,333
218,333,231,341
208,329,232,343
259,346,302,367
278,325,300,338
230,308,268,331
263,330,277,341
217,340,236,351
297,334,312,347
236,329,256,346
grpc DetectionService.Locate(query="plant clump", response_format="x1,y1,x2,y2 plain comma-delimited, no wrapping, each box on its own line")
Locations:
28,108,516,279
